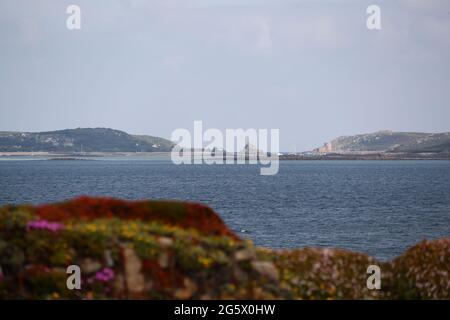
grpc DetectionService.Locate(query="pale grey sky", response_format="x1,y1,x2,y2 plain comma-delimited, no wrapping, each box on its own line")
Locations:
1,0,450,151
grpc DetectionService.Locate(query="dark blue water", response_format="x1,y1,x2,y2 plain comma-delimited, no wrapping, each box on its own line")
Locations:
1,159,449,260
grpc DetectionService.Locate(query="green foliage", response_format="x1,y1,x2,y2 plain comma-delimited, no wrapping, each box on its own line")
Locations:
387,239,450,299
0,128,174,152
0,199,448,300
328,131,450,153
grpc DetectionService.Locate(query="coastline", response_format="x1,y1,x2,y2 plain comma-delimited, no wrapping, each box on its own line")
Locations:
1,151,450,161
0,151,172,158
280,152,450,161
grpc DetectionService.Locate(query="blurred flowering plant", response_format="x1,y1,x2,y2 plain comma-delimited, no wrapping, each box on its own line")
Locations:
27,220,64,232
94,268,115,282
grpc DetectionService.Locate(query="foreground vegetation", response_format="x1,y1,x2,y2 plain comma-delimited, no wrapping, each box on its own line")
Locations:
0,197,448,299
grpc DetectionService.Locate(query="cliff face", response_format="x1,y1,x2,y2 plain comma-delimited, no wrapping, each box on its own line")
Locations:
0,197,448,300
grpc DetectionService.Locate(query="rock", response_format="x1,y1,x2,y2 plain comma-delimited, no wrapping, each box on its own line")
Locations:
122,247,145,294
157,252,169,269
104,250,114,267
174,278,197,299
80,258,102,274
158,237,173,248
251,261,279,281
234,249,255,261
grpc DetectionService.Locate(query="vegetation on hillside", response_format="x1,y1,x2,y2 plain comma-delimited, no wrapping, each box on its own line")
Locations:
0,197,448,299
318,131,450,153
0,128,174,152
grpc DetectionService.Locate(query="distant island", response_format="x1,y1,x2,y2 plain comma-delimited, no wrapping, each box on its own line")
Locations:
281,130,450,160
2,128,450,160
314,130,450,153
0,128,174,153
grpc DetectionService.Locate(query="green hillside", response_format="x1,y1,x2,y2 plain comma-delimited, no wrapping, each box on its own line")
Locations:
318,131,450,153
0,128,174,152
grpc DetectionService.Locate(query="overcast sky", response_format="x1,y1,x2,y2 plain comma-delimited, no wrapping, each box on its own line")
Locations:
1,0,450,151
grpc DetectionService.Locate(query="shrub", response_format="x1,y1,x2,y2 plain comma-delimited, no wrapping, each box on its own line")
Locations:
386,238,450,299
0,197,448,300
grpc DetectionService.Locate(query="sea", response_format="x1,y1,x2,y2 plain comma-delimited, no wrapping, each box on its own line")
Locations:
1,157,449,260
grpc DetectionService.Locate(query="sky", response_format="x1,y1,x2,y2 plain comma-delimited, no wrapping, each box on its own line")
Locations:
1,0,450,151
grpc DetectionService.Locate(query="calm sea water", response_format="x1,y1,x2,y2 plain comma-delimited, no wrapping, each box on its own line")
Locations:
1,158,449,260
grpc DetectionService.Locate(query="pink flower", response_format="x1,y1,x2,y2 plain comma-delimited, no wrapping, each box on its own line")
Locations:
94,268,115,282
27,220,64,232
